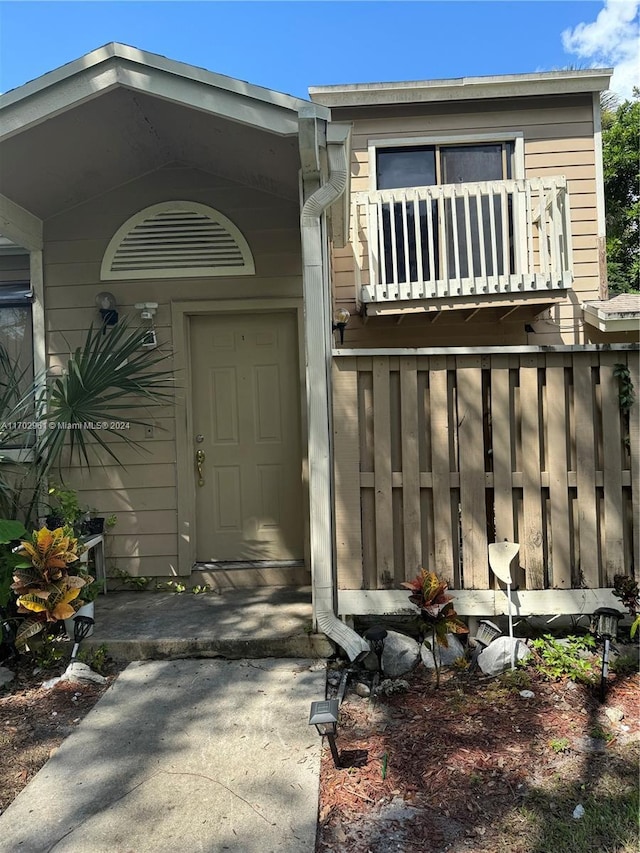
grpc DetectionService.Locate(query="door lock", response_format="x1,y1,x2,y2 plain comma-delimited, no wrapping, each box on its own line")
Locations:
195,449,205,486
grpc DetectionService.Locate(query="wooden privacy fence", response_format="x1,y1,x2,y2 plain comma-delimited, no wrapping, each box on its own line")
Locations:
332,346,639,593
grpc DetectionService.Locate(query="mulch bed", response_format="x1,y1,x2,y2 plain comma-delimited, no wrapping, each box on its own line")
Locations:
316,666,640,853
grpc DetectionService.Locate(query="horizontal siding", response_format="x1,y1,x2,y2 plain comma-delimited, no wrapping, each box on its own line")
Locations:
335,94,601,347
43,164,302,577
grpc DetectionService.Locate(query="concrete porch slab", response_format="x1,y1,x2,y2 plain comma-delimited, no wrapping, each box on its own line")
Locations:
83,587,334,662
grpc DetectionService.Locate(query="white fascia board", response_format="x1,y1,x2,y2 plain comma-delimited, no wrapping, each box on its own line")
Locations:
309,68,613,108
0,42,330,140
583,302,640,333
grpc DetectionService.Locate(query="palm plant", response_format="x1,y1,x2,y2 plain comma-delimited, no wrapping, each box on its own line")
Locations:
38,319,174,472
0,343,37,519
0,321,175,525
402,569,468,686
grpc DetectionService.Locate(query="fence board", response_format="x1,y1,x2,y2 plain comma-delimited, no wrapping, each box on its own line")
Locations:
373,358,394,587
457,357,489,587
333,359,363,589
546,356,572,588
520,358,545,587
574,358,599,587
491,355,515,543
400,357,422,579
429,357,455,577
600,353,625,583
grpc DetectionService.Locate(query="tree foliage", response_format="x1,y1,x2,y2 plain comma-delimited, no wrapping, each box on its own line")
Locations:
602,91,639,294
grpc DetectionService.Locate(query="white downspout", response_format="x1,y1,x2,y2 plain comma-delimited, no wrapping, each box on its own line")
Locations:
300,123,370,662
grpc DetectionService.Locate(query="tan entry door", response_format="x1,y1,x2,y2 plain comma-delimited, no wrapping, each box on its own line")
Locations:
191,311,303,562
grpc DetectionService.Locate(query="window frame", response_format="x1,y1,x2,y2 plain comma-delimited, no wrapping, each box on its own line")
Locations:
367,131,525,191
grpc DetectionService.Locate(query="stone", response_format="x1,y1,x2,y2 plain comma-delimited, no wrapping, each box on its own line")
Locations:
477,637,530,676
381,631,420,677
519,690,535,699
60,661,107,685
354,682,371,698
420,634,466,669
604,706,624,723
0,666,15,688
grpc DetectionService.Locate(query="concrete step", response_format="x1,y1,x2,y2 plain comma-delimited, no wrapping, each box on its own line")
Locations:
80,587,333,662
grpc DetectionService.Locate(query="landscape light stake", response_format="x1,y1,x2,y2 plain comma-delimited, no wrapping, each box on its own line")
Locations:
363,625,387,695
593,607,623,701
309,699,341,768
71,615,95,659
489,542,520,670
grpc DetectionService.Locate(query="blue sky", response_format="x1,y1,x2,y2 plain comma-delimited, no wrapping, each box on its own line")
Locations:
0,1,637,98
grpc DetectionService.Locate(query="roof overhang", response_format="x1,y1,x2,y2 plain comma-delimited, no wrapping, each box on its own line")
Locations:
583,295,640,334
309,68,613,108
1,42,330,142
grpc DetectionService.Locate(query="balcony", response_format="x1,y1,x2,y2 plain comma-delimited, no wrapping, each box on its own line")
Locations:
351,176,573,314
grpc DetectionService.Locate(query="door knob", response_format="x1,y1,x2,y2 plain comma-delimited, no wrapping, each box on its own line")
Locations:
195,449,205,486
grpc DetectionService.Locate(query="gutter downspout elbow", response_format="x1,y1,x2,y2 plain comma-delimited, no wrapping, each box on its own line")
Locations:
300,135,370,663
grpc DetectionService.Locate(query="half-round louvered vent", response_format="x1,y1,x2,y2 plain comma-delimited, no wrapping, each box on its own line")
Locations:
101,201,255,280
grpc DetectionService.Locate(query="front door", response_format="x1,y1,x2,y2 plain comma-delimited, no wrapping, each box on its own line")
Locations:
191,311,304,562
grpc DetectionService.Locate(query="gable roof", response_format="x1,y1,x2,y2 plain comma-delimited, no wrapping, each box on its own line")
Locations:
0,42,330,141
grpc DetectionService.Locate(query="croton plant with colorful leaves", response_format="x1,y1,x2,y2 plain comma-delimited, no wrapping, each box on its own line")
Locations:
11,526,92,647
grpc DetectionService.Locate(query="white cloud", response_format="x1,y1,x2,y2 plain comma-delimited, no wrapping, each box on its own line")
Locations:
562,0,639,98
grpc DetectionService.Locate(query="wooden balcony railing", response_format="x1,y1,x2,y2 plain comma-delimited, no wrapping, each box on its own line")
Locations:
351,176,573,306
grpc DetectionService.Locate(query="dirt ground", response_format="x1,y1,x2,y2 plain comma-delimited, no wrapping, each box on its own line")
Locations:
0,654,121,815
1,649,638,853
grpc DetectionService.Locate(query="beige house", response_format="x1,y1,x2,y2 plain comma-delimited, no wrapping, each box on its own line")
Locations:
1,45,637,658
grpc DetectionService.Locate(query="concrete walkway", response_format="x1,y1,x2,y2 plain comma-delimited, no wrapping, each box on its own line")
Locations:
0,590,335,851
0,658,326,852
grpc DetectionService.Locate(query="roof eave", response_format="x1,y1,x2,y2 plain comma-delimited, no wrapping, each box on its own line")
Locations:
309,69,614,108
0,42,330,140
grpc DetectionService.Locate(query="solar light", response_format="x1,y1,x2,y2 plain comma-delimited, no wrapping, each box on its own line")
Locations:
309,699,341,768
469,620,502,671
474,620,502,648
593,607,623,701
71,615,95,659
363,625,387,673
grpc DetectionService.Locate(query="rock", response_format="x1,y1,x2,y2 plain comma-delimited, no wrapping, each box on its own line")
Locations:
327,671,342,686
360,651,381,672
60,661,107,685
0,666,15,688
420,634,466,669
605,706,624,723
519,690,535,699
478,637,530,676
381,631,420,677
572,804,585,819
354,682,370,698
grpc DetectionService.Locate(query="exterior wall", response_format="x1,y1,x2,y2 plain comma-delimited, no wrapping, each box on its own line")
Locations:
42,164,303,577
328,94,603,348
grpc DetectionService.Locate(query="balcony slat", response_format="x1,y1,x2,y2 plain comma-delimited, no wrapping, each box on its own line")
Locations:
355,176,572,304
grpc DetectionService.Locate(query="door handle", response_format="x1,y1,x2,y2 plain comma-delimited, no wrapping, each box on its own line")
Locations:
195,449,205,486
